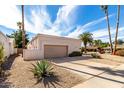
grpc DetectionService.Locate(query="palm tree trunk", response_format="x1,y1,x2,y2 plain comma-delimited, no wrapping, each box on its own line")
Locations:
22,5,25,49
106,10,113,53
113,5,120,55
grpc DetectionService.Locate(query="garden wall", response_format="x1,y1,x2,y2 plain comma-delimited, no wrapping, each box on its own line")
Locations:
23,49,43,60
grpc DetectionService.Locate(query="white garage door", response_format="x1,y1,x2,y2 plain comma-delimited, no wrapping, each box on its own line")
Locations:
44,45,68,58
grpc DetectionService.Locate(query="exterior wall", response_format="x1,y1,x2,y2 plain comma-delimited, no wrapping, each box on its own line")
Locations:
0,31,15,58
26,34,81,60
27,38,39,49
0,31,11,58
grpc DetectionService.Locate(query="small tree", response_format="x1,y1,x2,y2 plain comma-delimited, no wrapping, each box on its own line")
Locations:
7,30,29,48
0,45,4,76
93,39,109,48
93,39,102,47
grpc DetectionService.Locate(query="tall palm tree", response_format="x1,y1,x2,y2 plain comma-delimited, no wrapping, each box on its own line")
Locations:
22,5,25,49
79,32,93,53
100,5,113,53
113,5,120,55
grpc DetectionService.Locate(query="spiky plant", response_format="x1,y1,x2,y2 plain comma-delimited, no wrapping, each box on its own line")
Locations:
31,60,53,81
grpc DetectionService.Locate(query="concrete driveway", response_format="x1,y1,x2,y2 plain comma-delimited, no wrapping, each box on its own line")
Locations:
52,55,124,88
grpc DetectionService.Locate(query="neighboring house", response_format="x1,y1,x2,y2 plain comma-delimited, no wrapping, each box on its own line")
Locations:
24,34,82,60
0,31,15,58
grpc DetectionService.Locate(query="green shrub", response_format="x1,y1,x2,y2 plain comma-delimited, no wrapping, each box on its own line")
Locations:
30,60,53,80
69,51,82,57
91,53,101,59
0,45,5,77
0,45,4,62
115,50,124,56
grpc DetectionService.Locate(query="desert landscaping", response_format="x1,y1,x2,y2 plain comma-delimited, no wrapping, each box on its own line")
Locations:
0,5,124,88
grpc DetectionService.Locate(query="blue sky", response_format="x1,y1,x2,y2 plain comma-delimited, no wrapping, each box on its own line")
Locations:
0,5,124,42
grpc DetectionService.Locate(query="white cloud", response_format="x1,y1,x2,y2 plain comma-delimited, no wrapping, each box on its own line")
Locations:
24,6,52,34
54,5,77,26
52,5,78,34
25,5,78,36
67,15,114,38
0,5,78,37
92,27,124,42
67,26,86,38
0,5,21,29
82,14,113,29
1,5,123,42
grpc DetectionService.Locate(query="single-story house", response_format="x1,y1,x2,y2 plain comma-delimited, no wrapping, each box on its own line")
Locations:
0,31,15,58
23,34,82,60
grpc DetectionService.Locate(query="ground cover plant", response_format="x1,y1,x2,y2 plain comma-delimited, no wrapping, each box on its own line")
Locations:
91,53,101,59
69,51,82,57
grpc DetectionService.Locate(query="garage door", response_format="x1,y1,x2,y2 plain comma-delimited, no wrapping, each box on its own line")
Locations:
44,45,68,58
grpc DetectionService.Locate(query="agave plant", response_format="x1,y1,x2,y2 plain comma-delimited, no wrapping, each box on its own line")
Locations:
31,60,54,80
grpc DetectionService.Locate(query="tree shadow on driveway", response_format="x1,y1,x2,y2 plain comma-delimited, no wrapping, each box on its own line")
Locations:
57,64,124,84
89,66,124,77
67,62,124,78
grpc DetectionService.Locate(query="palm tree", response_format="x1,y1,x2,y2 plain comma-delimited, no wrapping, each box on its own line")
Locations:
113,5,120,55
22,5,25,49
100,5,113,53
79,32,93,53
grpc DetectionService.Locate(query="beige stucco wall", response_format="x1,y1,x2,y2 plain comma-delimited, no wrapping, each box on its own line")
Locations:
26,34,81,60
0,31,15,58
23,49,43,60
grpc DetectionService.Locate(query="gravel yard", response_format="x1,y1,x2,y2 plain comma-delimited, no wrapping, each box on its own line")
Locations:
1,54,84,88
